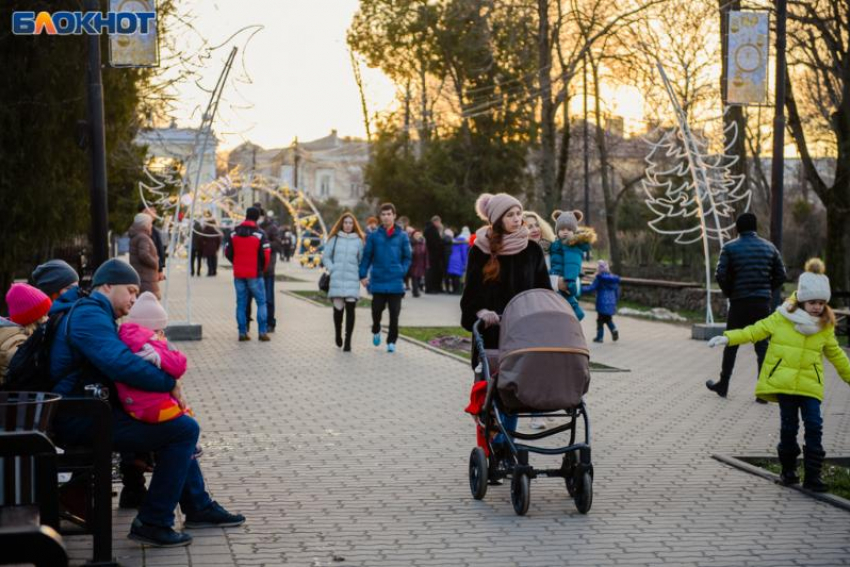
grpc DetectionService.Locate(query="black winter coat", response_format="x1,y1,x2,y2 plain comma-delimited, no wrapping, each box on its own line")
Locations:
460,242,552,367
715,232,786,302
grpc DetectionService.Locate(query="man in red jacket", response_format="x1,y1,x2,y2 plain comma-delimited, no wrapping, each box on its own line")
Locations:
224,207,272,342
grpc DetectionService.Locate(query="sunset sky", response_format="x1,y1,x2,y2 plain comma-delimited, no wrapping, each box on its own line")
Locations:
167,0,397,150
166,0,651,150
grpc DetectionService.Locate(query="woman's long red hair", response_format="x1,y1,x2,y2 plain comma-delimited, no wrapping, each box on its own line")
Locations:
482,221,506,283
329,212,365,241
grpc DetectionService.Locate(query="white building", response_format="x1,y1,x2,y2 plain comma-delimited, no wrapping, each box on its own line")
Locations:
227,130,369,208
135,122,219,187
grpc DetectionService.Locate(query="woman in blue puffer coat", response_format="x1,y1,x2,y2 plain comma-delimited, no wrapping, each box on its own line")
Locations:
582,260,621,343
323,212,365,352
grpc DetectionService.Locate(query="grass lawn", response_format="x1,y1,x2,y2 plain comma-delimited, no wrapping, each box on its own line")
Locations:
584,297,716,325
289,290,372,308
746,458,850,501
397,326,626,372
274,274,308,283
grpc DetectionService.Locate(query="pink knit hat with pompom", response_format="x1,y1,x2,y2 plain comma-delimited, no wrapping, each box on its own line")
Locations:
127,291,168,331
6,283,52,326
475,193,523,225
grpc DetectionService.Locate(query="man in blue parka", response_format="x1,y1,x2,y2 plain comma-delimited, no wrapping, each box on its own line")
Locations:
359,202,412,353
49,259,244,547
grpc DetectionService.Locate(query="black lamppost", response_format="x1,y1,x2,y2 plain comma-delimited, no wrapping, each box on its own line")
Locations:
84,0,110,271
769,0,787,251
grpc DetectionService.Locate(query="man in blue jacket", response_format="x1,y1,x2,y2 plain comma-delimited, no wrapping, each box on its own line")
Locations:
50,259,244,547
359,203,412,353
707,213,787,399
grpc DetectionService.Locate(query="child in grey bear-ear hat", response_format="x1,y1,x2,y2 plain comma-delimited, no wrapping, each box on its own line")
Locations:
549,209,597,321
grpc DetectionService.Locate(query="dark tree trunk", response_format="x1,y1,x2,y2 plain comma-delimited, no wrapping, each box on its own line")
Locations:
591,57,621,272
537,0,557,212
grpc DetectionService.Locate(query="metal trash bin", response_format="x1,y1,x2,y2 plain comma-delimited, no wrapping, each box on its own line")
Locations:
0,391,62,508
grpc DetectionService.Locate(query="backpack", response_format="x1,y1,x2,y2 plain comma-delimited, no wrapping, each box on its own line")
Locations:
3,311,66,392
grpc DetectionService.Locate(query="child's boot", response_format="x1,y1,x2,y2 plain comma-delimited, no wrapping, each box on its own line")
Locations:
705,373,730,398
610,325,619,341
593,325,604,343
777,444,800,485
333,308,344,348
802,446,828,492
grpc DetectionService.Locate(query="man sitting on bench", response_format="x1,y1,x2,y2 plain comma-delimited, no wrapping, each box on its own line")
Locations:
48,259,244,548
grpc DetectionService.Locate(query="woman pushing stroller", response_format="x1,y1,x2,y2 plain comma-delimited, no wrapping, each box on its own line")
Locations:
462,194,594,514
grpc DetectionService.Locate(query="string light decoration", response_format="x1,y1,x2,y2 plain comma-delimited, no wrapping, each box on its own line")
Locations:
641,62,752,324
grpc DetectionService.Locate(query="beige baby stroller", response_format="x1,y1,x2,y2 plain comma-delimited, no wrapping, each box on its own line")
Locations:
468,288,592,515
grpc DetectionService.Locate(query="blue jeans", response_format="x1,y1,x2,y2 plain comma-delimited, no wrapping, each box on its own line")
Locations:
55,410,213,528
264,275,276,328
777,394,823,453
235,278,267,335
495,414,518,446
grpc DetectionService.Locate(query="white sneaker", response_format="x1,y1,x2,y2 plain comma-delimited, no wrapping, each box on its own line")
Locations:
529,417,546,430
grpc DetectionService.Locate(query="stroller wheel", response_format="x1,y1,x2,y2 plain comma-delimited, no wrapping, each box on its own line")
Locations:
574,472,592,514
469,448,488,500
510,473,530,516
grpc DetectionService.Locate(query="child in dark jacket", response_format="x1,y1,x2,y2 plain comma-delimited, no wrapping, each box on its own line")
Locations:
583,260,621,343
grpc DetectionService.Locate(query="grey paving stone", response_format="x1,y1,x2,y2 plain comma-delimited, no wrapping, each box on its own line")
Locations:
62,261,850,566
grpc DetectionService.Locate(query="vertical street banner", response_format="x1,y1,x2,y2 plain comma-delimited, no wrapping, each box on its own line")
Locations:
726,11,769,105
109,0,159,68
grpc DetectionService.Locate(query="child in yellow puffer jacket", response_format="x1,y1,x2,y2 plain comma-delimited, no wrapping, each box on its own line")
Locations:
708,259,850,492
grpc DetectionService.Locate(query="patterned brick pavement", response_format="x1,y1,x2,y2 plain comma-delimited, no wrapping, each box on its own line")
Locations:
66,261,850,566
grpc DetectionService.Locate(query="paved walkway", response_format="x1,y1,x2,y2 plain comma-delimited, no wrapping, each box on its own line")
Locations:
67,260,850,566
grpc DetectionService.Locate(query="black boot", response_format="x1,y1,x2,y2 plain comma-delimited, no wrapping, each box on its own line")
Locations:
343,302,356,352
706,374,729,397
803,446,828,492
333,307,344,348
119,462,148,509
777,444,801,485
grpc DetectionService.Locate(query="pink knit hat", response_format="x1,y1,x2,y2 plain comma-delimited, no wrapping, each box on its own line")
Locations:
6,283,52,326
475,193,523,225
126,291,168,331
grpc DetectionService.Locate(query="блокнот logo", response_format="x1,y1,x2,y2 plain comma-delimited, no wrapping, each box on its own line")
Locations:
12,11,155,35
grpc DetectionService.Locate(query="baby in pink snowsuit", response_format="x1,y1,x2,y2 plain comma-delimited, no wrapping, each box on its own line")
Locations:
118,292,188,423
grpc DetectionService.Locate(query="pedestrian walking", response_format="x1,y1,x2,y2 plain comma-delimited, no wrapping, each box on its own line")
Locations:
424,217,445,293
583,260,621,343
447,229,470,295
708,259,850,491
706,213,787,399
323,212,365,352
200,216,222,276
409,229,429,298
224,207,271,342
359,203,412,353
549,210,596,321
129,213,162,299
461,193,551,443
190,220,203,277
139,203,166,279
259,210,282,332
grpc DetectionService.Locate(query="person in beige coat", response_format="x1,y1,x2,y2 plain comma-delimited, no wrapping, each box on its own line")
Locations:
0,283,52,383
129,213,161,299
